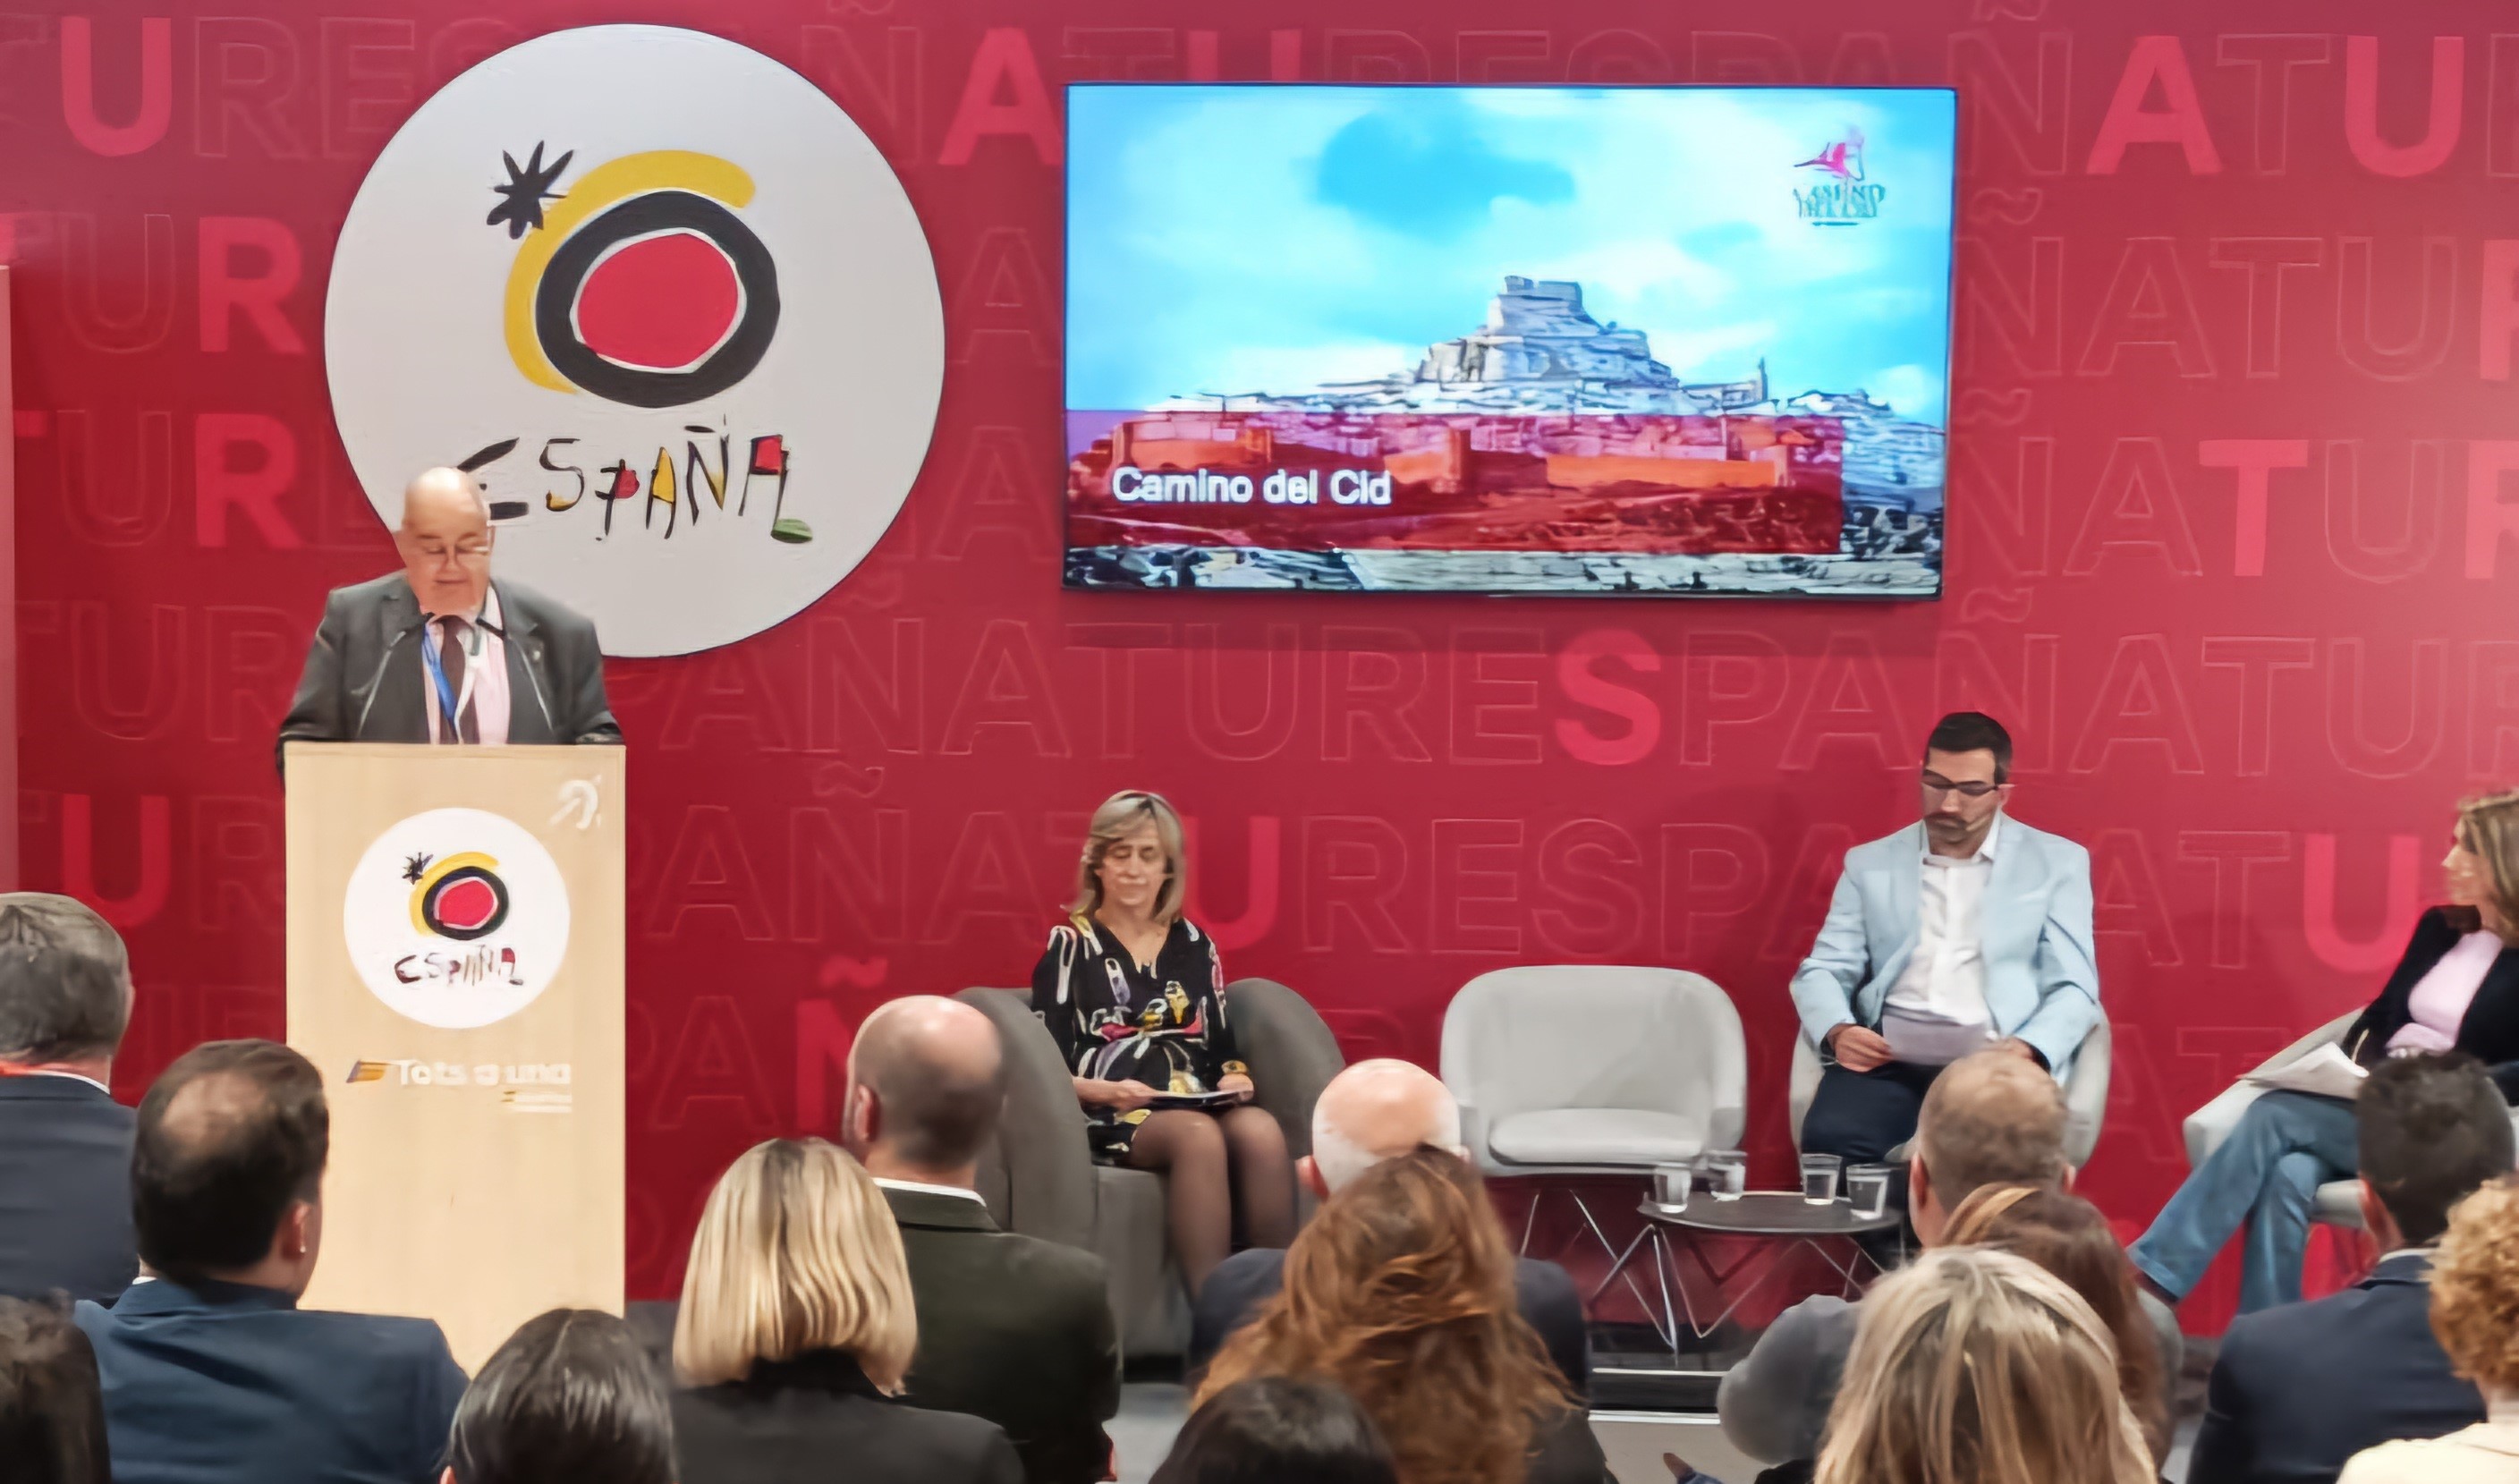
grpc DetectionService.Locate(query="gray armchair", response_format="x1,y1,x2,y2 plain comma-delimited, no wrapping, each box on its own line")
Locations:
1441,966,1748,1176
955,978,1344,1361
1786,1018,2113,1168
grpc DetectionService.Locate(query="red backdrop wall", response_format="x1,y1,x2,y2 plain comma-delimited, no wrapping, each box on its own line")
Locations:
5,0,2513,1322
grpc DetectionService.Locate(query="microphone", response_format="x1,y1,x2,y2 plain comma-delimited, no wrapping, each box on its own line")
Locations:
352,615,431,739
478,617,557,735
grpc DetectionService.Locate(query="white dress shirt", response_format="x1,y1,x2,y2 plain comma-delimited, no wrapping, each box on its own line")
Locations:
872,1175,986,1205
1884,810,2002,1028
420,587,511,745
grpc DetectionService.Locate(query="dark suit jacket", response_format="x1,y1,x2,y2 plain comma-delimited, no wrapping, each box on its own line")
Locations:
2343,906,2519,1073
881,1185,1120,1484
276,572,621,770
673,1348,1022,1484
1189,1246,1591,1392
0,1074,135,1305
2189,1251,2483,1484
74,1276,468,1484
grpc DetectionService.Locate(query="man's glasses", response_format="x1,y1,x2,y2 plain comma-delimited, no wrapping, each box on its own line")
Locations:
1921,772,2001,799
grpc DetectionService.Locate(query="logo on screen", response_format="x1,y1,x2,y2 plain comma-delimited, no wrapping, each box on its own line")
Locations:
343,808,571,1030
326,25,943,657
1793,129,1886,225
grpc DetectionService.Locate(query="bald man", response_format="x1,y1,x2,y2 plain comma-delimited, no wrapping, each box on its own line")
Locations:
1718,1051,2081,1468
1184,1059,1589,1388
843,996,1118,1484
276,467,620,770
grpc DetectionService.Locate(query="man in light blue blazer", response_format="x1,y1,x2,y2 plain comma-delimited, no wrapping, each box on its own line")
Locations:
1791,712,2101,1179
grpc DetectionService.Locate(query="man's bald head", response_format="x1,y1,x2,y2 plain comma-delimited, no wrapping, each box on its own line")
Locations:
395,467,495,616
132,1039,329,1282
1310,1059,1463,1194
1915,1050,2068,1214
847,996,1006,1174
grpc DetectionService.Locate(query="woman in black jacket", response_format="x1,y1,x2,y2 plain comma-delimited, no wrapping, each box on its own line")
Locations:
669,1138,1022,1484
2127,789,2519,1315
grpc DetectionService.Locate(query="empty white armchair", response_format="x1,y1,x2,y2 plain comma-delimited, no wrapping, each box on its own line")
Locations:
2182,1011,2365,1230
1441,966,1747,1175
1786,1018,2115,1169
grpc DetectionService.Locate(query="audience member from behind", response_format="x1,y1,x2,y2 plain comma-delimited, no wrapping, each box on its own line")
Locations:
842,996,1118,1484
1188,1058,1588,1389
1198,1147,1607,1484
75,1039,467,1484
1814,1246,2152,1484
0,895,139,1305
445,1308,672,1484
2190,1052,2515,1484
1942,1184,2169,1466
2343,1177,2519,1483
671,1137,1021,1484
1719,1050,2072,1468
1151,1377,1397,1484
0,1296,110,1484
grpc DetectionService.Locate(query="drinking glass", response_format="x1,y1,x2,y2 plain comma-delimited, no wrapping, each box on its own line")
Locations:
1702,1149,1748,1200
1651,1162,1692,1211
1800,1152,1843,1206
1846,1164,1895,1220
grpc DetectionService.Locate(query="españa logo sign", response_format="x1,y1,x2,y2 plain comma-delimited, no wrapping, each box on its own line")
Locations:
343,808,571,1030
327,25,945,657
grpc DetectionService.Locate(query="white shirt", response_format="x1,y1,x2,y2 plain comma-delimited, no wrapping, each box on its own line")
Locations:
872,1176,986,1206
12,1068,110,1095
1884,811,2002,1026
420,587,512,745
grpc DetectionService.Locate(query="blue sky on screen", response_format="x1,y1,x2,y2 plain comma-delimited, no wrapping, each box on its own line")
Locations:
1066,85,1955,422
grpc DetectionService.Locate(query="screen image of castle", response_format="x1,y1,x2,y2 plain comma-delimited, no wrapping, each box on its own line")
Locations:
1064,277,1945,595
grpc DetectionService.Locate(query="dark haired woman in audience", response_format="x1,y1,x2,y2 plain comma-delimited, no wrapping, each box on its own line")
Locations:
0,1296,109,1484
2132,789,2519,1314
1943,1184,2170,1468
1151,1376,1397,1484
444,1308,673,1484
1198,1147,1605,1484
669,1137,1021,1484
1034,789,1294,1293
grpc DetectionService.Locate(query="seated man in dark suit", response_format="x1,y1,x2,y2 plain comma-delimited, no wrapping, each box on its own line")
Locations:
1187,1058,1589,1391
843,996,1119,1484
2189,1052,2510,1484
75,1039,467,1484
0,895,139,1305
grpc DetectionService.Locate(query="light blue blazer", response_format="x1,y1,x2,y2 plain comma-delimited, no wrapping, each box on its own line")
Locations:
1787,816,2101,1077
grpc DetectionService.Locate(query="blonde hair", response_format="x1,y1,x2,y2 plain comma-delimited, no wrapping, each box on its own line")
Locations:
672,1138,917,1392
2430,1177,2519,1392
1814,1247,2152,1484
2456,789,2519,944
1068,790,1188,924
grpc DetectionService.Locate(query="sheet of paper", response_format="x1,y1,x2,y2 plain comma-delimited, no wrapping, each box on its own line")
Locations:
1879,1009,1998,1067
2243,1042,2369,1101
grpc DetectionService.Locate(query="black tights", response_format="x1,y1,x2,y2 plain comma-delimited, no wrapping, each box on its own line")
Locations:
1124,1106,1295,1294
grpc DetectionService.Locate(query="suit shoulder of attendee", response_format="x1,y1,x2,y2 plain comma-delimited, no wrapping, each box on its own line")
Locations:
294,1307,458,1364
994,1228,1109,1309
496,578,596,636
1514,1254,1579,1301
2002,816,2090,863
1845,824,1923,865
1203,1247,1285,1302
2212,1293,2332,1378
328,572,411,611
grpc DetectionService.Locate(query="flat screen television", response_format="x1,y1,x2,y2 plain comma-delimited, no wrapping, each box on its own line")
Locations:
1063,84,1955,597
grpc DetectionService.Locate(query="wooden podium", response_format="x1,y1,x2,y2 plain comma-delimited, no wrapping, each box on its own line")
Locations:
284,742,625,1370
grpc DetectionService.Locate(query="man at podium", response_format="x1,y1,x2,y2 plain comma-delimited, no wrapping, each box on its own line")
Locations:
276,468,621,769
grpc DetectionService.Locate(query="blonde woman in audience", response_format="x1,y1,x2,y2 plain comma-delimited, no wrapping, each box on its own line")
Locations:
670,1138,1021,1484
1197,1147,1607,1484
1813,1246,2151,1484
2340,1178,2519,1483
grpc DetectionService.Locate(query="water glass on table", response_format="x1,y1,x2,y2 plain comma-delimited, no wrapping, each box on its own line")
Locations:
1800,1152,1843,1205
1846,1163,1895,1220
1701,1149,1747,1200
1652,1161,1692,1212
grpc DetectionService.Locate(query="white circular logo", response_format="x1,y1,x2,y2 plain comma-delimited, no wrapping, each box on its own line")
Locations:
343,808,572,1030
326,24,945,657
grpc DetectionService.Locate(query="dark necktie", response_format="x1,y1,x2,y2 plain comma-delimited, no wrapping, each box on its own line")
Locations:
437,617,479,744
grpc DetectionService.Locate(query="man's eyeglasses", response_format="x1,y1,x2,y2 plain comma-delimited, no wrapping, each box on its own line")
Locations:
1921,772,2001,799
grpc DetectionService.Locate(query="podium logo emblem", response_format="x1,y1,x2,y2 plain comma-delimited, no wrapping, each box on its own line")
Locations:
325,24,944,657
344,808,571,1030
